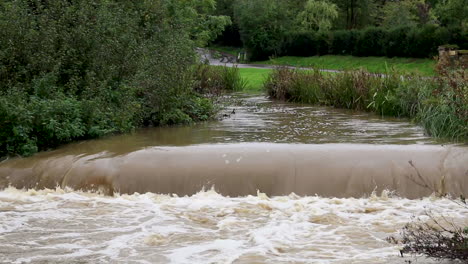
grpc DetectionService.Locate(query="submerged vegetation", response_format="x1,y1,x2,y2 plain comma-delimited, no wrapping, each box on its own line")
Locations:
388,163,468,261
398,212,468,261
265,67,467,140
193,65,247,94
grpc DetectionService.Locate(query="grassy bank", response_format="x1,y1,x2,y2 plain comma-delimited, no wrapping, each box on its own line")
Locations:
255,55,436,76
265,68,467,140
193,65,271,94
238,68,272,92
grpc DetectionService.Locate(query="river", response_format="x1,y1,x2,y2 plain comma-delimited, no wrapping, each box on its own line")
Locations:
0,94,467,263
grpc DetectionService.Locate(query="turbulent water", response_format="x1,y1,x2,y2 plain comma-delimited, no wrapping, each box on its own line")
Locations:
1,187,467,264
96,94,437,148
1,94,467,263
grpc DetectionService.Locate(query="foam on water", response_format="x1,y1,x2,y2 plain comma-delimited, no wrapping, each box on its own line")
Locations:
0,187,466,264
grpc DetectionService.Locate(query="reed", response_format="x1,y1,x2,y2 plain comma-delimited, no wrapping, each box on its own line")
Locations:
264,68,467,140
192,65,247,94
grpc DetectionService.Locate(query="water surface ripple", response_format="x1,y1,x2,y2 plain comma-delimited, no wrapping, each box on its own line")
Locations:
127,94,436,147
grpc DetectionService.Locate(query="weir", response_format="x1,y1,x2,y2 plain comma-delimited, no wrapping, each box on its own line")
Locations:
1,143,467,198
1,95,467,264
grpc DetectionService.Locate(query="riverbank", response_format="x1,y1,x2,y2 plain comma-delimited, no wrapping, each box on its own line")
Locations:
200,48,466,141
0,2,223,160
265,68,467,140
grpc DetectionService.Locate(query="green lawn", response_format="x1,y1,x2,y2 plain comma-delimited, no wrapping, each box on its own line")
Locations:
238,68,272,93
254,55,436,76
238,68,331,93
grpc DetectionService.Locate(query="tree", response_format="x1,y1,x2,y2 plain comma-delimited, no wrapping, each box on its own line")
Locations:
434,0,468,31
381,0,419,27
164,0,231,47
233,0,296,60
298,0,339,31
380,0,436,28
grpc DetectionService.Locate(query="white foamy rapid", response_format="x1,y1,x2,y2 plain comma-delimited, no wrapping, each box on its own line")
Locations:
0,187,466,264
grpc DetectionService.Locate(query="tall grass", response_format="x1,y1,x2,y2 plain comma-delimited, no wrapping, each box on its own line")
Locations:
193,65,247,94
264,67,467,140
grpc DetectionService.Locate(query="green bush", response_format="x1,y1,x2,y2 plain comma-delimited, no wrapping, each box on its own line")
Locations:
315,32,330,56
283,32,318,57
0,93,36,157
354,27,386,57
330,30,358,55
384,26,411,57
192,65,247,94
0,0,221,158
406,25,446,58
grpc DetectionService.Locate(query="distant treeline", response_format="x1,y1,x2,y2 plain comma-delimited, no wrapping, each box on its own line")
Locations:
213,0,468,60
269,25,466,60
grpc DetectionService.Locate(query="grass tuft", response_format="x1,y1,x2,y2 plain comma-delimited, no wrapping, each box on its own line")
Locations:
193,65,247,94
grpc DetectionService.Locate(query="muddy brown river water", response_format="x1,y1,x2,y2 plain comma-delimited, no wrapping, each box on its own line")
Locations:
0,94,467,263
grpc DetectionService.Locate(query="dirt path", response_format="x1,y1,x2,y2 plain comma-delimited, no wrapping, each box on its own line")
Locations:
196,48,342,73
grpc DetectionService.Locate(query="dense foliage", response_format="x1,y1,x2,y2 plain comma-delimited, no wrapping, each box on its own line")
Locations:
281,25,467,59
265,68,467,140
0,0,229,158
213,0,468,60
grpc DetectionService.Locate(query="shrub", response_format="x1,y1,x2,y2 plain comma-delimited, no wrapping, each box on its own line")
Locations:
246,26,467,60
283,32,318,57
192,65,247,94
388,164,468,261
330,30,358,55
447,26,468,50
0,93,37,157
398,213,468,261
405,25,451,58
0,0,220,158
354,27,386,57
315,31,330,56
383,26,411,57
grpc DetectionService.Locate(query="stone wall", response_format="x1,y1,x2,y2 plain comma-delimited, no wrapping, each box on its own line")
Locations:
438,46,468,69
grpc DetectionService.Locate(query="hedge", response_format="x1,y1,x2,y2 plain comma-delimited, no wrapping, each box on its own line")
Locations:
259,25,468,59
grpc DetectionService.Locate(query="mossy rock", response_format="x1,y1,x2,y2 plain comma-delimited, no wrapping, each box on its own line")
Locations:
438,44,459,50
